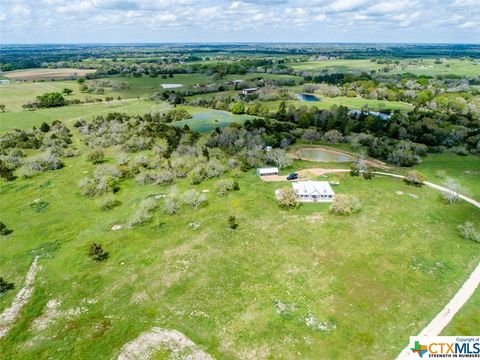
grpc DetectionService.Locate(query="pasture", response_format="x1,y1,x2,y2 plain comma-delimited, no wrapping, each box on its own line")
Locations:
290,58,480,77
0,148,479,359
1,68,95,81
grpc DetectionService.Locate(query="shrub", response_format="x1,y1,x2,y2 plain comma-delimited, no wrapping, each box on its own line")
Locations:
350,162,360,176
215,179,235,196
0,221,13,236
404,171,426,186
443,178,463,204
96,195,120,211
362,165,374,179
79,177,111,197
0,277,14,293
87,148,105,164
89,243,109,261
231,102,245,114
40,122,51,133
330,195,361,215
129,198,157,227
276,187,299,209
0,159,14,180
228,215,238,230
182,190,207,209
457,222,480,243
163,196,178,215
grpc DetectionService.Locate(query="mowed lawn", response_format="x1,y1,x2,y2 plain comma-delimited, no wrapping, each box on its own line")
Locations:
0,151,479,359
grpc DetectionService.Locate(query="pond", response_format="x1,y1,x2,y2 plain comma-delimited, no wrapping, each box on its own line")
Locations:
297,93,320,102
173,109,254,132
294,148,355,162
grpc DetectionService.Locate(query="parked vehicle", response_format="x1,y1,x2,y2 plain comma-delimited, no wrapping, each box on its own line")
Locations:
287,173,298,180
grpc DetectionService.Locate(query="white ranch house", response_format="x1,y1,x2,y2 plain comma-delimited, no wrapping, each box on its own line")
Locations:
257,167,279,177
292,181,335,202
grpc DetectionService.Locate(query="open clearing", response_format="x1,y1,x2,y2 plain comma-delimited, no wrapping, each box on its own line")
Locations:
1,68,96,81
0,149,478,358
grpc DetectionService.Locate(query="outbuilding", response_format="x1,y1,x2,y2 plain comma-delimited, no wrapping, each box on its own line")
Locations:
241,88,258,95
257,167,279,177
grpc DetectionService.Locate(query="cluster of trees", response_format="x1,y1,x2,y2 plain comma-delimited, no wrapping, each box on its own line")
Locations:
0,121,73,180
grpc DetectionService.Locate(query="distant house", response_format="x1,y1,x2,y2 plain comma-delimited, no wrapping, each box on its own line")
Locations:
228,79,245,85
291,181,335,202
241,88,258,95
257,167,279,177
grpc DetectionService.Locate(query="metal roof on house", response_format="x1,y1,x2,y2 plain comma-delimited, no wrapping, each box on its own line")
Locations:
292,181,335,196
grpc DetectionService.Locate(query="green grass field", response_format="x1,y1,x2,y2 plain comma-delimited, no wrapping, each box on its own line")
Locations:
0,100,171,131
290,58,480,77
0,146,479,358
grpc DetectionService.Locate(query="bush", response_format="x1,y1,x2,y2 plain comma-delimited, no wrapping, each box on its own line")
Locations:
457,222,480,243
276,187,299,209
215,179,235,196
79,177,111,197
40,122,51,133
89,243,109,261
0,221,13,236
182,190,207,209
443,178,463,204
404,171,426,186
231,102,245,114
0,277,14,293
350,162,360,176
129,198,157,227
330,195,361,215
362,165,374,179
0,159,14,180
163,196,178,215
87,148,105,164
96,195,120,211
228,215,238,230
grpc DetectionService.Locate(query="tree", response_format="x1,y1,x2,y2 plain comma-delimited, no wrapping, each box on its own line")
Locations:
88,243,109,261
323,130,344,143
443,178,463,204
87,148,105,164
404,171,426,186
40,122,51,133
277,101,287,121
265,148,292,169
330,195,361,215
277,187,299,209
0,221,13,236
0,104,5,112
228,215,238,230
62,88,73,95
301,129,321,144
36,92,66,108
231,102,245,114
0,277,14,294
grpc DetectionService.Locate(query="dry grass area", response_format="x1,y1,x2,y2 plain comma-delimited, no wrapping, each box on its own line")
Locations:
2,68,95,81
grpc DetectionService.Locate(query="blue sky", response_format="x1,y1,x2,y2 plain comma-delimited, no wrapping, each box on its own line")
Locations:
0,0,479,44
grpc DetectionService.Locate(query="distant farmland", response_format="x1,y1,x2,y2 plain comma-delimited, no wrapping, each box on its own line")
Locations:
1,68,96,81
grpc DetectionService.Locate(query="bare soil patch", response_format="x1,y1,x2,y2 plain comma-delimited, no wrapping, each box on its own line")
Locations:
0,257,40,339
117,327,214,360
